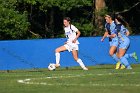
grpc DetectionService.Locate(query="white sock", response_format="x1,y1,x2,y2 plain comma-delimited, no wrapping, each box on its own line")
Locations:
77,58,86,69
55,53,60,64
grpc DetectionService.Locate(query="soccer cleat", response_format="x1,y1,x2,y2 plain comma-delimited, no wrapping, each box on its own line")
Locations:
133,52,138,62
83,67,88,70
55,64,60,68
115,62,121,69
120,64,125,69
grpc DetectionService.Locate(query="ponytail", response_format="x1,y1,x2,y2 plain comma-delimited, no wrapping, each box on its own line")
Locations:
115,14,132,33
115,14,128,27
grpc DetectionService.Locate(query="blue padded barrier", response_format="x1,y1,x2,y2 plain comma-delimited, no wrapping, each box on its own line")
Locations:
0,36,139,70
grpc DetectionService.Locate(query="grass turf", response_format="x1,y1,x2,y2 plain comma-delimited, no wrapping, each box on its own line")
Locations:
0,64,140,93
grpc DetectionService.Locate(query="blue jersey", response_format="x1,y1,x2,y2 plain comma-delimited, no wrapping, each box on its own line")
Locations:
105,21,118,41
116,24,130,49
105,23,111,41
116,24,129,42
105,21,118,47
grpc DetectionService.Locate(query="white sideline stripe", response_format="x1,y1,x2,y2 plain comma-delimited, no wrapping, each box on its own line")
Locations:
17,71,139,81
17,80,140,87
17,72,140,86
4,71,139,77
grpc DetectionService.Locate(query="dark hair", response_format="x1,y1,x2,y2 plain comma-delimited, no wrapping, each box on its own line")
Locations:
63,17,71,22
115,14,128,27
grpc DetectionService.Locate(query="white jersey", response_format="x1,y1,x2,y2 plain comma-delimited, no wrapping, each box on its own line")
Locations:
64,24,80,44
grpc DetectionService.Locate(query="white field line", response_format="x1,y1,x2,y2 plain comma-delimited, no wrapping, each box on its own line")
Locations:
17,71,140,86
17,79,140,87
17,71,139,80
3,71,139,77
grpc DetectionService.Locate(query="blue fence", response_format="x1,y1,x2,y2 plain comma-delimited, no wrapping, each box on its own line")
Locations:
0,36,139,70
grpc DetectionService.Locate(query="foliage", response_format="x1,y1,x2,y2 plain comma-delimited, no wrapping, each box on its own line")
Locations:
73,20,93,36
38,0,92,11
0,0,139,40
0,0,30,40
20,0,93,39
95,7,108,16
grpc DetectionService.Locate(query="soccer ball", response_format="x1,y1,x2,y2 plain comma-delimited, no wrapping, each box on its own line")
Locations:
48,63,56,71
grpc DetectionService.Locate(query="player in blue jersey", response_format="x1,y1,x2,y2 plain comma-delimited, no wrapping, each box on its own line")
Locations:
101,14,120,67
115,14,138,69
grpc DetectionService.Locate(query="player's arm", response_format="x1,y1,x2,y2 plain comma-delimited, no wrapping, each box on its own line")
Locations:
122,26,130,36
107,30,117,38
107,34,116,38
101,30,108,42
73,30,81,43
126,30,130,36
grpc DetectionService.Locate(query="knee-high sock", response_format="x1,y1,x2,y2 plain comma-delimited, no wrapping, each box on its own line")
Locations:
120,56,131,68
112,54,119,62
77,58,86,69
124,53,133,59
55,53,60,64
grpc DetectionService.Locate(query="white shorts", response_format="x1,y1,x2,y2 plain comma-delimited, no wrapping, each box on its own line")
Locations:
64,43,79,52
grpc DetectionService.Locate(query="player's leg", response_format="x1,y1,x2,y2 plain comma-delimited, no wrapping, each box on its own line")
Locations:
119,38,130,69
72,50,88,70
109,46,120,62
55,45,67,67
118,48,132,69
122,38,138,61
115,52,122,69
110,46,121,69
109,41,121,69
124,52,138,62
117,42,126,69
109,40,119,61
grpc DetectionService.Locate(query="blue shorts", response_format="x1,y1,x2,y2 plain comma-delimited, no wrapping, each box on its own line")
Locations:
119,37,130,49
109,38,119,47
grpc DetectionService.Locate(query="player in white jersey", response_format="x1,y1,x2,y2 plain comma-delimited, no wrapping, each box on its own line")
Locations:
55,17,88,70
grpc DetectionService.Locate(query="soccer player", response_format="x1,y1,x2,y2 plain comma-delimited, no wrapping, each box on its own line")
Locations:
55,17,88,70
115,14,138,69
101,14,119,68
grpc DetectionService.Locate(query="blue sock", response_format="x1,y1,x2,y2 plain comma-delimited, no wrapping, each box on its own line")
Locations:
120,56,131,68
112,54,119,62
124,53,133,59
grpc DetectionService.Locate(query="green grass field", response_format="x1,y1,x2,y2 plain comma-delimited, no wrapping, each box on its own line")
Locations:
0,64,140,93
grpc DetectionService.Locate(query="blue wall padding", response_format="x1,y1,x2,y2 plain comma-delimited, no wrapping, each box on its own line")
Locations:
0,36,139,70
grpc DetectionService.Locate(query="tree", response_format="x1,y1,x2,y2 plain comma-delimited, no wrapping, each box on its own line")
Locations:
105,0,140,35
1,0,139,40
22,0,92,38
93,0,107,36
0,0,30,40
